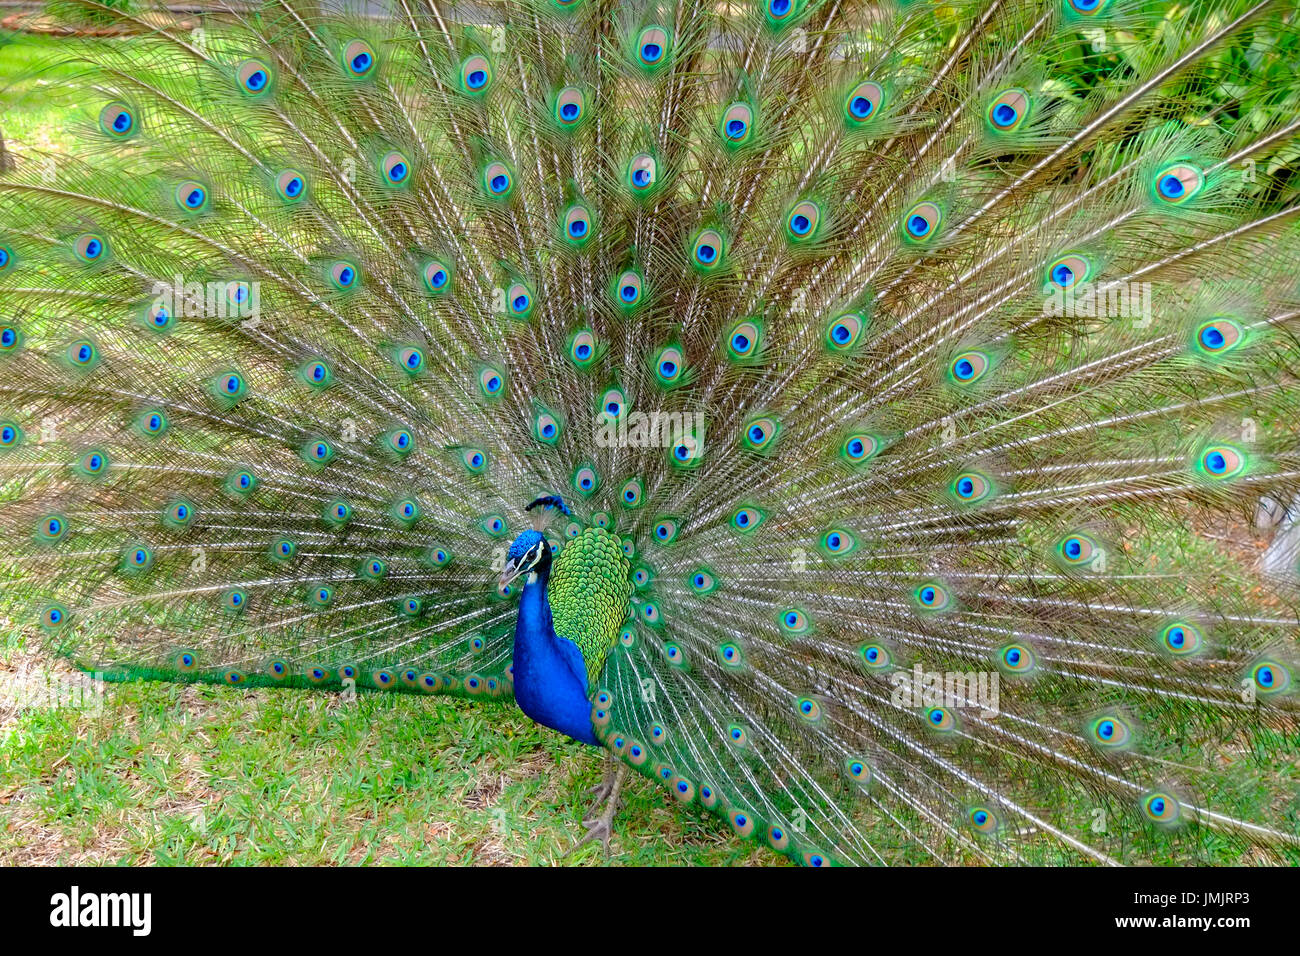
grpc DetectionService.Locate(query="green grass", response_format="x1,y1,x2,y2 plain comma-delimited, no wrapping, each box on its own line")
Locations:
0,627,773,865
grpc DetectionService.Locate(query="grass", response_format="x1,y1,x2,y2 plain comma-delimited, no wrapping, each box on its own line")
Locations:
1,627,773,865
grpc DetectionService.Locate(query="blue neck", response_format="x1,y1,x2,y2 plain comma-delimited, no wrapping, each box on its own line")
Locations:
511,566,600,746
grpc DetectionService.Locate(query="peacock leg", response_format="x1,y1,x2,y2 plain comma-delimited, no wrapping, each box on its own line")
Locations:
565,763,628,859
585,752,620,809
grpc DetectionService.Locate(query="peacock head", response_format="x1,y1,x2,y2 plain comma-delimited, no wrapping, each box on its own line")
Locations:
500,529,550,588
499,495,571,588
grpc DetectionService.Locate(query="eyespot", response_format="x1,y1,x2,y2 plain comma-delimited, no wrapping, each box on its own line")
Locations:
175,181,208,212
37,514,68,542
765,0,800,23
392,347,424,377
272,168,307,202
626,153,658,192
1158,621,1203,656
1153,163,1203,204
717,641,743,667
1194,318,1244,355
1249,659,1291,696
619,478,643,508
534,408,561,444
483,161,514,198
76,449,109,479
74,233,107,262
951,471,993,504
66,338,100,369
1088,714,1133,749
741,415,780,453
426,546,451,566
385,428,415,457
592,511,611,529
968,807,999,835
329,260,359,290
841,432,880,464
460,54,492,93
506,281,533,318
726,320,762,361
767,824,791,852
819,528,857,557
652,517,680,544
731,506,764,532
925,706,956,732
914,582,953,612
729,810,757,838
619,625,636,647
0,325,19,352
987,88,1030,132
636,26,670,67
223,589,248,612
844,80,883,124
670,775,695,804
949,350,990,384
720,102,754,146
297,359,333,390
726,723,750,749
599,386,627,420
324,499,352,526
1198,445,1245,480
568,329,597,367
481,514,507,537
621,536,637,559
164,499,196,528
663,642,685,666
175,650,199,671
302,438,336,465
780,609,811,636
562,205,593,244
691,229,725,270
237,59,272,95
1065,0,1110,15
1047,253,1092,289
571,464,599,497
554,86,584,125
423,259,451,294
478,364,505,399
457,447,487,474
998,643,1037,675
343,40,376,77
214,369,250,401
99,101,136,138
225,468,257,495
136,409,168,436
859,643,892,670
122,544,154,573
825,312,866,351
613,270,643,309
1056,532,1100,566
1140,791,1181,826
270,537,296,562
0,421,20,450
903,201,941,241
631,566,653,591
653,345,685,385
786,200,820,241
360,556,387,580
380,151,411,186
843,758,872,787
0,244,13,274
392,497,421,524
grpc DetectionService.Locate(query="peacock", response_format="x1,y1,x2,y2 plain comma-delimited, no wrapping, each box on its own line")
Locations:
1,0,1299,867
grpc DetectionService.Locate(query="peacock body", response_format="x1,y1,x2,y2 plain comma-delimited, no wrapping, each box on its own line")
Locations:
1,0,1300,866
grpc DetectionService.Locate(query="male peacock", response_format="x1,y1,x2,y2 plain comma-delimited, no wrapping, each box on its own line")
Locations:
1,0,1299,866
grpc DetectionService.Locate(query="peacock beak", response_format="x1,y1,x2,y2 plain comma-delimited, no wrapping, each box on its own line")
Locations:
499,555,527,589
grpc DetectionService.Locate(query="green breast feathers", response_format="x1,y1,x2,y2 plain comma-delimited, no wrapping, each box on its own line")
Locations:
547,528,632,690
